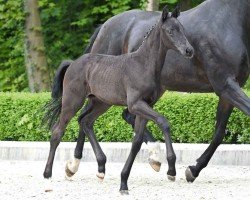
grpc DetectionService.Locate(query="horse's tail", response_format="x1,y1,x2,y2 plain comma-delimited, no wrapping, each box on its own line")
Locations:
83,24,102,54
42,60,73,130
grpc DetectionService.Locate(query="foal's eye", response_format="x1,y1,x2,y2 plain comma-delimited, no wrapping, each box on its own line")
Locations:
168,30,173,35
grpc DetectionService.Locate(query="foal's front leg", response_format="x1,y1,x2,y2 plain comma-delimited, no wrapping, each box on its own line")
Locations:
120,116,147,195
122,108,162,172
129,100,176,181
122,108,157,143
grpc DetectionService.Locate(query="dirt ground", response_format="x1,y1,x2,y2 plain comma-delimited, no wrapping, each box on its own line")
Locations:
0,161,249,200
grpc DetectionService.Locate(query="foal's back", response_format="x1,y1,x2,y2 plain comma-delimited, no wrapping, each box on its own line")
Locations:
66,53,142,106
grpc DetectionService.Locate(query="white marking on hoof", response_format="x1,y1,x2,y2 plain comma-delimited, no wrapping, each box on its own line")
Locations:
185,167,196,183
120,190,129,195
96,172,105,181
148,159,161,172
167,175,176,182
148,142,163,163
44,178,53,192
67,158,81,173
65,158,80,177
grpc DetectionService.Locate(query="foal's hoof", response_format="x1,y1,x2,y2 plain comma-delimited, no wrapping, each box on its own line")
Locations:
149,159,161,172
167,175,176,182
96,172,105,181
43,172,51,179
65,163,75,178
120,190,129,195
185,167,196,183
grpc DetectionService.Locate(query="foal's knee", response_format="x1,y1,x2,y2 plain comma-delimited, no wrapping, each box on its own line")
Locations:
156,116,170,133
127,103,139,115
82,118,94,132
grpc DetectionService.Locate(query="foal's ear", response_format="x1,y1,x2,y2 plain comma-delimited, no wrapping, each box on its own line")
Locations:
171,4,181,18
162,5,169,22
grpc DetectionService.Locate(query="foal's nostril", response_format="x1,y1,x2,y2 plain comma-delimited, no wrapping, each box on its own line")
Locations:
185,48,193,57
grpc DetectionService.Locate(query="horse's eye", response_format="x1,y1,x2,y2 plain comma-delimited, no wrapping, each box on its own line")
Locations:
168,30,173,35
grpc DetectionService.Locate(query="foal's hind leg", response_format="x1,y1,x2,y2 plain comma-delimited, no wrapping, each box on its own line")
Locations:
185,98,233,182
79,99,110,180
65,101,93,178
43,93,85,179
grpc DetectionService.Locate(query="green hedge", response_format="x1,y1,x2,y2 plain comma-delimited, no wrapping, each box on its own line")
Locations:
0,92,249,143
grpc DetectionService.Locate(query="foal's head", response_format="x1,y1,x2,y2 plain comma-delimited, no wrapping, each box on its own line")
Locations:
160,5,194,58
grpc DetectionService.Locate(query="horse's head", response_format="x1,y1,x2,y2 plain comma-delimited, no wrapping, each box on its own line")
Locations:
160,5,194,58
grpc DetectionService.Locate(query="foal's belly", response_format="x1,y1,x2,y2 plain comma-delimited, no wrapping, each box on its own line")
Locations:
161,50,213,93
87,64,127,106
89,84,127,106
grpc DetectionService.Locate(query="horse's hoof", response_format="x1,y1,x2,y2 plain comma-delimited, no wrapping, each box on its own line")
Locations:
65,159,80,178
120,190,129,195
65,163,75,178
149,159,161,172
167,175,176,182
185,167,196,183
96,172,105,181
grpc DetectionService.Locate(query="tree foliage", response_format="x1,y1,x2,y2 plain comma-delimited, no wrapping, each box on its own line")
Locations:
0,0,27,92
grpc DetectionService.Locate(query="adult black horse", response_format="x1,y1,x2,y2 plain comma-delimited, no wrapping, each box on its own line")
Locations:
66,0,250,183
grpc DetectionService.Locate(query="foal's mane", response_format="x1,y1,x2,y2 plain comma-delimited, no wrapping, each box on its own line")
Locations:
136,23,158,51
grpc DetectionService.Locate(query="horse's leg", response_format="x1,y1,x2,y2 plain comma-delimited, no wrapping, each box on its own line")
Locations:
220,77,250,116
43,93,85,179
79,99,110,180
122,108,156,143
65,101,93,178
185,98,233,182
120,116,147,195
201,45,250,115
122,108,162,172
128,100,176,181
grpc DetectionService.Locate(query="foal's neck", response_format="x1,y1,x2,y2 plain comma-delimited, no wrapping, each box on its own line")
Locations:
136,23,168,75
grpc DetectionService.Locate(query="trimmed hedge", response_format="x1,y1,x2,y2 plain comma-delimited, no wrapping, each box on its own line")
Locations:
0,92,249,143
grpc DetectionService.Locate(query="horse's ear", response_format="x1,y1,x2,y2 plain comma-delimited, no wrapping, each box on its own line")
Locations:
162,5,169,22
171,4,181,18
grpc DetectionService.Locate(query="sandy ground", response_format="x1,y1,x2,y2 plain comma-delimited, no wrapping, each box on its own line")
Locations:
0,161,249,200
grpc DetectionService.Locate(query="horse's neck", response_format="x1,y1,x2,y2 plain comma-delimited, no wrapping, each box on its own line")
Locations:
136,25,167,75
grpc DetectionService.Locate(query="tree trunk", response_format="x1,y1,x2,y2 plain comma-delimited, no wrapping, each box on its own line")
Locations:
24,0,50,92
146,0,159,11
181,0,192,11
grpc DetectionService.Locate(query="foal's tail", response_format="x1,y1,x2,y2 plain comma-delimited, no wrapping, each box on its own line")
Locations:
42,60,73,130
